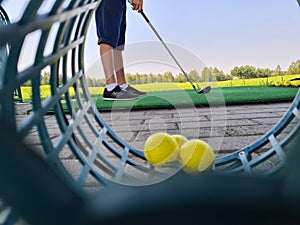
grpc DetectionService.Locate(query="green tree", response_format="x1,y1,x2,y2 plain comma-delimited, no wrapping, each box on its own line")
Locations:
188,69,201,82
275,64,282,76
213,67,226,81
86,77,95,87
95,78,105,87
40,71,50,85
231,65,256,79
231,66,241,78
164,71,174,82
148,73,156,83
225,74,233,80
242,65,256,79
174,73,186,83
201,67,213,82
287,60,300,75
256,68,272,78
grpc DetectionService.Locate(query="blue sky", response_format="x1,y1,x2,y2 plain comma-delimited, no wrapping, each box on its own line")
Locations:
85,0,300,77
3,0,300,78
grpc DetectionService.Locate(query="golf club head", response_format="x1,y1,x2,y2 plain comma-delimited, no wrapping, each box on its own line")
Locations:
197,86,211,94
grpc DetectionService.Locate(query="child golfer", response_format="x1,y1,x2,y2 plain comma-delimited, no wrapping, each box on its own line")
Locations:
95,0,146,100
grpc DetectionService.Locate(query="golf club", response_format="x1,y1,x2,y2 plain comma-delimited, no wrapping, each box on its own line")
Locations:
139,10,211,94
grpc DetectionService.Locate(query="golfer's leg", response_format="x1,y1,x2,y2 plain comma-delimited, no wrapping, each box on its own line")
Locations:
114,50,126,86
100,44,116,85
95,0,124,86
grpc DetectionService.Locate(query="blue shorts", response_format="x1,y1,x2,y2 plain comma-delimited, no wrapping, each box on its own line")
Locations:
95,0,127,50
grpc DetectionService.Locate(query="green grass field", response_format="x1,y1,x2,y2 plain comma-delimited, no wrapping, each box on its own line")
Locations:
20,74,300,101
93,86,299,111
20,74,300,111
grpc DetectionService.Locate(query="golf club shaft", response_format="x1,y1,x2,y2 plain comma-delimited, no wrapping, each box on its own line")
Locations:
140,11,198,91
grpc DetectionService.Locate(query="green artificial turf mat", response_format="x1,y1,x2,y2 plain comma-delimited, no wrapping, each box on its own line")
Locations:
91,86,299,111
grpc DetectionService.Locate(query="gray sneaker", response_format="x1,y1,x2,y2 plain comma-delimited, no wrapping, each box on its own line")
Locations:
103,85,139,101
124,85,147,96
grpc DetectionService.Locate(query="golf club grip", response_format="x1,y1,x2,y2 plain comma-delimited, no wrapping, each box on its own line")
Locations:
140,11,150,23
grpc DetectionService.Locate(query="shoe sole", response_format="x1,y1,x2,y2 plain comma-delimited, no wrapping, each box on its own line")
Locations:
103,97,139,101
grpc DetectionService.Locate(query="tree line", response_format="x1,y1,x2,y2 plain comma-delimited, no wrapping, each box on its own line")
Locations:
125,59,300,84
23,59,300,87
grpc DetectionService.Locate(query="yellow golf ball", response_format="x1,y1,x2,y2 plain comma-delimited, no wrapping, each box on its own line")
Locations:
179,139,215,174
172,134,188,148
144,133,179,167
